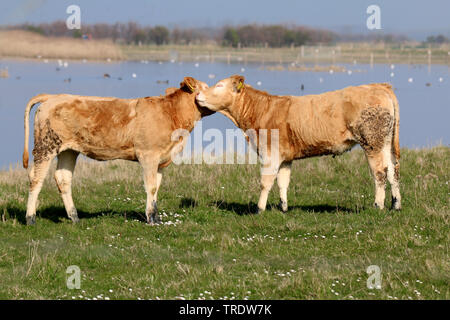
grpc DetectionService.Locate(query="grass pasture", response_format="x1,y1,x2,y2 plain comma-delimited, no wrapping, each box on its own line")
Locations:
0,147,448,300
0,30,124,61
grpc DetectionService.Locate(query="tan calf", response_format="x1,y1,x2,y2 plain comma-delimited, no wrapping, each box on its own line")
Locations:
23,77,212,225
196,75,401,213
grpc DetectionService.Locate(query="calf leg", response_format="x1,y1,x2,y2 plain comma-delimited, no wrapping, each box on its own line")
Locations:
257,164,278,213
54,150,79,223
140,157,161,224
353,106,394,210
26,120,63,224
26,157,54,225
257,174,276,213
154,169,163,202
386,147,401,210
277,161,292,212
366,151,388,209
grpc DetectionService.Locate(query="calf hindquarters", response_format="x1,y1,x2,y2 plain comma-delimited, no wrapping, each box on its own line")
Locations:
351,105,401,210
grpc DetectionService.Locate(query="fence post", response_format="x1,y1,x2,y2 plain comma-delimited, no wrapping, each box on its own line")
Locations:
427,49,431,74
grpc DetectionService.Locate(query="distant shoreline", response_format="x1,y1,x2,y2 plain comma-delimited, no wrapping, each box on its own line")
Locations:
1,31,449,65
1,55,448,68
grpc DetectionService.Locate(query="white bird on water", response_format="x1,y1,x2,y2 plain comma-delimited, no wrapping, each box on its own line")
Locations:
438,77,443,82
390,72,395,78
132,73,137,78
256,81,262,86
194,63,199,68
408,77,413,83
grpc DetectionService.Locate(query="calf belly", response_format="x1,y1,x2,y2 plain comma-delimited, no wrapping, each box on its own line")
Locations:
76,145,137,161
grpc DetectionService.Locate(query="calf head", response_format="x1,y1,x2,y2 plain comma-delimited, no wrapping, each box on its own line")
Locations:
180,76,215,117
180,76,209,95
196,75,245,111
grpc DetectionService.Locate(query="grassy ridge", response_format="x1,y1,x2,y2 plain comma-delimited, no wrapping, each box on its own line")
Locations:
0,147,448,299
0,30,123,61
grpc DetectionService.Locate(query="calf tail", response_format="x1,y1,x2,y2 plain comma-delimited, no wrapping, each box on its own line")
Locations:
379,83,400,160
23,94,51,169
391,93,400,160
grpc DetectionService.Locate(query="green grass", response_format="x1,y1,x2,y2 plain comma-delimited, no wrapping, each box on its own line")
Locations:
0,147,448,300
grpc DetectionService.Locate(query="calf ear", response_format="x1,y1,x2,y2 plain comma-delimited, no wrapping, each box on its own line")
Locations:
231,75,245,92
165,87,178,95
180,77,197,93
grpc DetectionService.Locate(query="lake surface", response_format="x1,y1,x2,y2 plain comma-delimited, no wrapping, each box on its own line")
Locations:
0,59,448,169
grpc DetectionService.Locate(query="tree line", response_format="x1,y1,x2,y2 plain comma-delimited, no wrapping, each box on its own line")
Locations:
7,21,441,47
222,25,335,47
8,21,336,47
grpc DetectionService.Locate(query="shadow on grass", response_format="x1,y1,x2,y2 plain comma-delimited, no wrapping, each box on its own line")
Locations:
2,203,147,225
210,200,259,215
286,204,354,214
179,197,259,215
210,200,354,215
179,197,198,209
3,200,355,225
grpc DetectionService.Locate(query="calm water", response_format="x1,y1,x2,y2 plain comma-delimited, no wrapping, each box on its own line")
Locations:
0,59,449,169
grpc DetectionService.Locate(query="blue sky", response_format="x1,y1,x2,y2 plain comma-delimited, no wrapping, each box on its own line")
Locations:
1,0,449,40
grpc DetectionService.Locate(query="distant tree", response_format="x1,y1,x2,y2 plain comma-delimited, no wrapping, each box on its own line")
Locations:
283,30,296,46
133,29,147,44
25,25,44,35
292,29,311,46
426,34,449,44
237,25,261,46
171,28,182,44
263,25,285,47
435,34,448,43
72,29,82,38
125,21,140,44
223,28,239,47
149,26,169,45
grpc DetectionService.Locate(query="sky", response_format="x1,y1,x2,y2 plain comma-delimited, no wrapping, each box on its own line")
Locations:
0,0,449,40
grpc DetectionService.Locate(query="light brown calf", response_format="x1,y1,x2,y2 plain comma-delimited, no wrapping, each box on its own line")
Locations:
23,77,212,225
196,75,401,213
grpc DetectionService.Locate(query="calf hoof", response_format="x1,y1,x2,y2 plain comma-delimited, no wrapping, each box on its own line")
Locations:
148,213,162,225
373,202,385,210
26,216,36,226
71,216,80,224
390,197,401,211
69,208,80,223
251,208,264,215
278,200,288,213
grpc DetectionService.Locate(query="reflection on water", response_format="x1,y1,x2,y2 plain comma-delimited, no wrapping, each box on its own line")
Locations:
0,59,448,169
